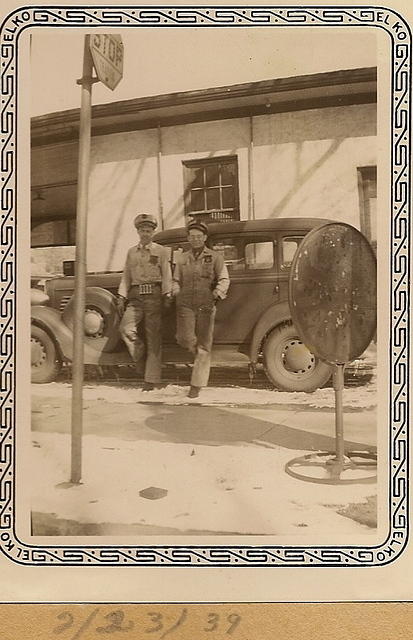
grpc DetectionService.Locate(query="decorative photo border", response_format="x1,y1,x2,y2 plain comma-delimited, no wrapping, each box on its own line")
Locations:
0,4,410,566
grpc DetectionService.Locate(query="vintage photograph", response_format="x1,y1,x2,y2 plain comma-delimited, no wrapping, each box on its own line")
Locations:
29,25,379,541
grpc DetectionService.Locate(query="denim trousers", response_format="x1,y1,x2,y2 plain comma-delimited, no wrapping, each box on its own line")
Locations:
119,292,162,383
176,303,216,388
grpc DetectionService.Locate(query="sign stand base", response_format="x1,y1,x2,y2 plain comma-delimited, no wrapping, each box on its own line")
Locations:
284,364,377,485
285,450,377,485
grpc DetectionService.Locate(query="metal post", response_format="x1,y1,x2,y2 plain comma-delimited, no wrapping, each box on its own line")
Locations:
71,35,94,484
157,124,165,230
333,363,345,466
247,116,255,220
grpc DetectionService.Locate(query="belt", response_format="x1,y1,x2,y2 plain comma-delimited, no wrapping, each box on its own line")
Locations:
129,283,160,296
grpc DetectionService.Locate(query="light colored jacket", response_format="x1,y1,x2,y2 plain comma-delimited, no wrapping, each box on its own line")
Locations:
118,242,172,298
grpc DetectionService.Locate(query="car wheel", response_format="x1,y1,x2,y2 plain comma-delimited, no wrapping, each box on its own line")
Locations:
31,325,62,383
263,323,332,392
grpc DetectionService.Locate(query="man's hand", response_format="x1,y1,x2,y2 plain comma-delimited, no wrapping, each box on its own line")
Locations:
212,290,221,304
163,293,173,309
115,294,127,316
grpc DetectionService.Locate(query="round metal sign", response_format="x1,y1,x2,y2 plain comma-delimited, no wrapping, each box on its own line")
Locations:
288,223,377,365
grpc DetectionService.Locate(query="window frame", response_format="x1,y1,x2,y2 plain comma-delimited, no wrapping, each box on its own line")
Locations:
357,165,377,246
210,233,277,274
182,155,240,222
279,235,305,271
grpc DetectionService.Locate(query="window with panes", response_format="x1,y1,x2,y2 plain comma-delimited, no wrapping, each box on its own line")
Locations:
183,156,240,223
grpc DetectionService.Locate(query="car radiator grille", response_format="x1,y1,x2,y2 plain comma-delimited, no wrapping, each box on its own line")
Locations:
59,295,71,312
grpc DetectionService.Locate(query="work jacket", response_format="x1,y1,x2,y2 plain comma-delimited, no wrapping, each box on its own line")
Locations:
118,242,172,298
172,246,230,309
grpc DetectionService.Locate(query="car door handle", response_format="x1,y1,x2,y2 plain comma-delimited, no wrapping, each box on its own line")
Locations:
273,284,279,295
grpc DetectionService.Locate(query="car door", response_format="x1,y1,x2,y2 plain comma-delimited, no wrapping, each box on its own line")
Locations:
277,234,306,299
210,232,281,344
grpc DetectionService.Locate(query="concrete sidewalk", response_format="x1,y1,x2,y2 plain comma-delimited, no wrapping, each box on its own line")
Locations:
30,381,377,537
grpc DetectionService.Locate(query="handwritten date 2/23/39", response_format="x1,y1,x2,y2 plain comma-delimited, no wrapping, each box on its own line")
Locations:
53,608,242,639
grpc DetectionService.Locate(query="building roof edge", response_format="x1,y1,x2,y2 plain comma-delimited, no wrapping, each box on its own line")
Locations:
31,66,377,144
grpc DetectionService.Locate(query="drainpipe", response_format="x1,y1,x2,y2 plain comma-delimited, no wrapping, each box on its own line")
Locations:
248,115,255,220
157,124,165,230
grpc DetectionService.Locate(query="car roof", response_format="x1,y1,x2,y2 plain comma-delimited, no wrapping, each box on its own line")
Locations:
154,217,335,243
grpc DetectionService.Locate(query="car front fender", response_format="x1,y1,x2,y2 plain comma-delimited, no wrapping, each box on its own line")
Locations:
31,304,131,365
250,300,292,364
31,305,74,360
62,286,122,353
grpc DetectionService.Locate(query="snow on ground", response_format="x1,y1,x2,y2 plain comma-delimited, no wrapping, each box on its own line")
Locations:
31,375,377,537
32,429,376,537
32,377,377,409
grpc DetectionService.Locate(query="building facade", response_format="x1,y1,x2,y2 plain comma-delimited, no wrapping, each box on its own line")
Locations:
31,67,376,274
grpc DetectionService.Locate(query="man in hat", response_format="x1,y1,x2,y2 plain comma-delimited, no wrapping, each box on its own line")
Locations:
118,213,172,391
172,220,230,398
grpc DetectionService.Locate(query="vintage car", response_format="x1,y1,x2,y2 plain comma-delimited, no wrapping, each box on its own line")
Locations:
31,217,335,391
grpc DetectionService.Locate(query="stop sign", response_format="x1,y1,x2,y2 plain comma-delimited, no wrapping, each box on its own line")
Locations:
90,34,124,90
288,223,377,364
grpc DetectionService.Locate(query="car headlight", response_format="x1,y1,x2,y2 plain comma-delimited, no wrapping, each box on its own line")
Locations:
31,288,50,306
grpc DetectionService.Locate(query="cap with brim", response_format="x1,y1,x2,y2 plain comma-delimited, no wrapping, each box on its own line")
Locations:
134,213,158,229
187,220,208,235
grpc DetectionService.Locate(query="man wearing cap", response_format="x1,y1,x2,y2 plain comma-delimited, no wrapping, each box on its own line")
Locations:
118,213,172,391
172,220,230,398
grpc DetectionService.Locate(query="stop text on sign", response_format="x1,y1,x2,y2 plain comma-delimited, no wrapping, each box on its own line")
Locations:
90,34,124,90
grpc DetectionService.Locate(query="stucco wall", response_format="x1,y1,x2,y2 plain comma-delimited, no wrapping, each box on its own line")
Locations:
87,119,251,271
160,118,250,228
32,102,376,274
88,129,159,272
252,104,376,226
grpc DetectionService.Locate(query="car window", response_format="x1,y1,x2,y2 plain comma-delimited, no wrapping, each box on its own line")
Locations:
245,241,274,270
212,237,275,272
211,238,245,272
281,236,303,270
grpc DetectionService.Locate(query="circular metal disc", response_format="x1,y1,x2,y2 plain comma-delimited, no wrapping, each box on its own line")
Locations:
289,223,377,364
284,450,377,485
